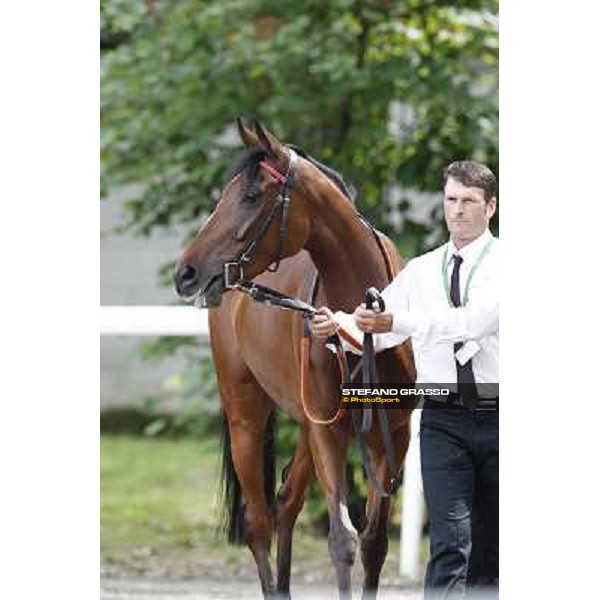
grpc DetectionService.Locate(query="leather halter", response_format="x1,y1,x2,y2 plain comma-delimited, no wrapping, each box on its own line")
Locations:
223,149,299,288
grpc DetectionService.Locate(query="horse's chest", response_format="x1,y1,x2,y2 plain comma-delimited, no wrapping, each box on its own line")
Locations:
233,300,303,417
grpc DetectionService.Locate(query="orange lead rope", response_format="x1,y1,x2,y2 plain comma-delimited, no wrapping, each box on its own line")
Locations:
300,316,348,425
298,231,395,426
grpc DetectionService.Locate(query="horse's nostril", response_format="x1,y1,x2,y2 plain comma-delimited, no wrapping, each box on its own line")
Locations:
175,264,200,296
180,264,197,283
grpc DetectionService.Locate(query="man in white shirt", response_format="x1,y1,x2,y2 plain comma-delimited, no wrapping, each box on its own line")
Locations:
311,161,499,597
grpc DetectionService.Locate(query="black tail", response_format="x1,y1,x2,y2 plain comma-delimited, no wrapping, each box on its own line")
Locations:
219,411,277,545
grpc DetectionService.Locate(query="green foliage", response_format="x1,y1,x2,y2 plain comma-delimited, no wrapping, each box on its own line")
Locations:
102,0,498,255
138,336,198,362
138,337,220,437
101,0,146,35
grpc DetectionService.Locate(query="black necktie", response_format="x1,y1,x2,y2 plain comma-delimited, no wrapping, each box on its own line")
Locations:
450,254,478,408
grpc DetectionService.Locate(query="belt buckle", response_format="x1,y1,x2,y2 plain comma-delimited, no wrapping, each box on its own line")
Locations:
477,398,498,411
224,262,243,288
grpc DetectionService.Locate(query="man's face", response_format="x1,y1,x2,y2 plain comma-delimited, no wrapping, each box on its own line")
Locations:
443,176,496,247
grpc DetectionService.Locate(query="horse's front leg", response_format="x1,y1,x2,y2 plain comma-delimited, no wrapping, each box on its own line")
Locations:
226,398,277,597
360,420,411,599
308,422,357,599
275,425,314,598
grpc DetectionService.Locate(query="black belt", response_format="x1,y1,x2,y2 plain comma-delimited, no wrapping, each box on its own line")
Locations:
425,392,499,410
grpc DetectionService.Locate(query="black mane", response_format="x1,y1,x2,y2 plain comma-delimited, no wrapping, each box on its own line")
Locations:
228,145,356,204
288,144,357,204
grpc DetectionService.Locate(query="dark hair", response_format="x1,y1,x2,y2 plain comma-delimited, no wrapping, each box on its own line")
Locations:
229,145,357,203
443,161,497,202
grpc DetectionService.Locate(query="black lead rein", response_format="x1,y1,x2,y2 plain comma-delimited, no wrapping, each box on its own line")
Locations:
351,287,401,497
235,280,317,317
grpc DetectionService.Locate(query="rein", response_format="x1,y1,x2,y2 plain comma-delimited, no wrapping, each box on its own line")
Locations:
359,288,401,495
223,149,401,496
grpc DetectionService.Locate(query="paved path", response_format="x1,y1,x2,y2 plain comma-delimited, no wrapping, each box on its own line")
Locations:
100,576,424,599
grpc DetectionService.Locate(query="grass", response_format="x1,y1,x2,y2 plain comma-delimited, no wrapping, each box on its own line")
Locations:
101,435,236,575
100,434,427,583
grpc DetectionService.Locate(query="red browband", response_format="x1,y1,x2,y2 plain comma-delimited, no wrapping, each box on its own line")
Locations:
259,160,287,184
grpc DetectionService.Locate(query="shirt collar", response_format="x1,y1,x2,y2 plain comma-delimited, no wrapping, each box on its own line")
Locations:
445,229,492,268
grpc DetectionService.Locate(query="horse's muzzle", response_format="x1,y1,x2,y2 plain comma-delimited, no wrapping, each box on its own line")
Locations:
174,263,201,299
195,275,225,308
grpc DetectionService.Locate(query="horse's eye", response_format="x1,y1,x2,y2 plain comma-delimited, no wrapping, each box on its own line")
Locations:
244,190,261,204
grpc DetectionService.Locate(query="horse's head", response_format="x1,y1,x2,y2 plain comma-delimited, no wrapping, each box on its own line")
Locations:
174,120,311,307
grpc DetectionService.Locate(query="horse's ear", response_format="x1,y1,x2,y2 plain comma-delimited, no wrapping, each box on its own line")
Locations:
254,120,285,160
236,117,259,147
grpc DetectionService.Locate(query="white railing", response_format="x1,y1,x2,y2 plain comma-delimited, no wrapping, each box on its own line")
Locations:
99,304,425,579
100,305,209,337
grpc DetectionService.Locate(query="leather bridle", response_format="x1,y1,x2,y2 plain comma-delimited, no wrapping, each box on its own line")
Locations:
222,148,299,289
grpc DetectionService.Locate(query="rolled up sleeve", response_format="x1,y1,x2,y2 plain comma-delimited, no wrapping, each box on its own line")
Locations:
393,301,499,344
376,260,413,350
329,261,414,355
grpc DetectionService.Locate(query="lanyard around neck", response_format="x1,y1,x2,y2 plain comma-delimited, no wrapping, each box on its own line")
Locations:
442,237,494,307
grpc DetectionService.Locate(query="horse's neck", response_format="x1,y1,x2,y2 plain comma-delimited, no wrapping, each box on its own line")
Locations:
301,168,391,313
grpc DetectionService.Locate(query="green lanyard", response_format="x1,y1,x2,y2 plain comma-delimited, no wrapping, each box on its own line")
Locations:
442,237,494,307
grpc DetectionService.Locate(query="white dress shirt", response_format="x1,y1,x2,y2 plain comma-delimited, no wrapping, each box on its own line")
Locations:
333,229,499,395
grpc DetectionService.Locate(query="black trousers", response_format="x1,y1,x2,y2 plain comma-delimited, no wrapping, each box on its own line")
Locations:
420,399,499,598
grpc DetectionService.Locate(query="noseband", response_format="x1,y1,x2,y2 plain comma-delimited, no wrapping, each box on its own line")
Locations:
223,148,299,288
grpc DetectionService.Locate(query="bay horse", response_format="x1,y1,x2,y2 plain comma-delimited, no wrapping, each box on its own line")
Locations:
174,120,415,598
